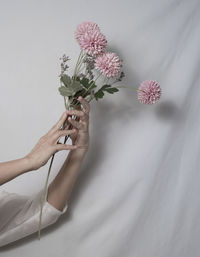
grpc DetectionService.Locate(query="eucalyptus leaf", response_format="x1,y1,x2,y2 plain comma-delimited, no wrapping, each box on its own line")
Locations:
80,77,90,88
105,87,119,94
58,86,74,97
71,80,83,92
101,84,111,90
60,74,71,87
88,84,97,91
94,90,104,99
80,78,97,92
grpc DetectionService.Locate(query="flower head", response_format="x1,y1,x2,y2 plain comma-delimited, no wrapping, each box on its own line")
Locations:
75,21,100,43
137,80,161,104
78,29,107,56
95,52,122,78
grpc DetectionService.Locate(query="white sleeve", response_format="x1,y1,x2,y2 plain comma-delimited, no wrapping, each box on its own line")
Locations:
0,189,68,247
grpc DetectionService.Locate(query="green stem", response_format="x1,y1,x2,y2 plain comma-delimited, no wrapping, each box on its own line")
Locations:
76,53,85,73
115,85,137,90
106,78,110,84
64,96,67,109
77,62,86,74
74,50,83,74
115,85,146,93
84,73,101,95
38,153,55,240
73,50,83,82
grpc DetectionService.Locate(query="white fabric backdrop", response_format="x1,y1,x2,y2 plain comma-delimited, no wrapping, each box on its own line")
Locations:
0,0,200,256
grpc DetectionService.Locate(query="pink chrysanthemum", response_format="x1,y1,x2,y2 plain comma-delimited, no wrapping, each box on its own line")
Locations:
75,21,100,43
137,80,161,104
95,52,122,78
78,29,107,56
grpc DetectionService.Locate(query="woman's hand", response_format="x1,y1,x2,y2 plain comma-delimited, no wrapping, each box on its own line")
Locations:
25,112,78,170
65,96,90,152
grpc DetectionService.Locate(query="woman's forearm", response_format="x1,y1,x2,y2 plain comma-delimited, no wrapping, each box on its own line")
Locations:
0,157,31,186
47,148,87,211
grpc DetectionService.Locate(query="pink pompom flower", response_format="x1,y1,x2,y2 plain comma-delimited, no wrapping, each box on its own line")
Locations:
75,21,100,43
95,52,122,78
137,80,161,104
78,29,107,56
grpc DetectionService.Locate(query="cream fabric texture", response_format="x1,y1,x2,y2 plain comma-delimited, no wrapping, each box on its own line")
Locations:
0,189,68,247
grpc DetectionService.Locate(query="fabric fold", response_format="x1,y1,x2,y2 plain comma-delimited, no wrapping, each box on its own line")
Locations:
0,189,68,247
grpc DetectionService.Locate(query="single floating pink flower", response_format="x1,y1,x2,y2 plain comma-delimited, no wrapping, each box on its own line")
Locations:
95,52,122,78
75,21,100,43
137,80,161,104
78,29,107,56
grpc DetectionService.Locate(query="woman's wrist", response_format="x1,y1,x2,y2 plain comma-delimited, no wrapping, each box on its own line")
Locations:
23,155,37,171
69,147,88,160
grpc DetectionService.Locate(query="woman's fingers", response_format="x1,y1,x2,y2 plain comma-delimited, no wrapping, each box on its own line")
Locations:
67,117,85,130
51,111,68,133
47,97,90,137
53,128,76,143
66,109,84,117
55,143,78,152
78,96,90,114
66,109,89,122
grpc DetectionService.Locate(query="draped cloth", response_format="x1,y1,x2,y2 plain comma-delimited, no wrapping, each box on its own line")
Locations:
0,189,67,247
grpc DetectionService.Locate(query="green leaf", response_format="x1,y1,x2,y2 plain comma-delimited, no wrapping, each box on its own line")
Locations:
80,78,97,93
58,86,74,97
80,77,90,88
94,90,104,99
93,85,119,101
71,81,83,92
105,87,119,94
101,84,111,90
58,80,83,97
88,84,97,92
60,74,71,87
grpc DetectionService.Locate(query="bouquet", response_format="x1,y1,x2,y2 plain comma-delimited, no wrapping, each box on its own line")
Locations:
38,21,162,240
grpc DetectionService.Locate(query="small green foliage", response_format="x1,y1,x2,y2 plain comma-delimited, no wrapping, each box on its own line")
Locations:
94,90,104,99
105,87,119,93
71,80,83,92
59,76,119,101
58,86,75,97
60,74,71,87
59,75,83,97
80,77,97,92
80,77,90,88
101,85,111,90
94,84,119,101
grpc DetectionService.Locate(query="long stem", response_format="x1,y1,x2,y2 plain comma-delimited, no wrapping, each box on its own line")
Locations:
73,50,84,82
64,96,67,109
115,85,138,90
76,53,85,74
38,153,55,240
77,62,86,74
115,85,146,93
74,50,82,75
